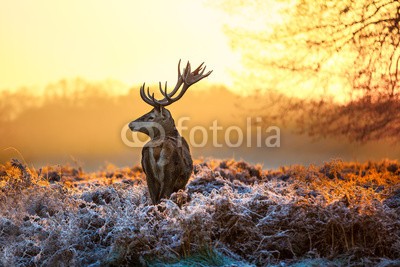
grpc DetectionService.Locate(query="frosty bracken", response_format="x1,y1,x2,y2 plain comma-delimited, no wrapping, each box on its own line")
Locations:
129,60,212,204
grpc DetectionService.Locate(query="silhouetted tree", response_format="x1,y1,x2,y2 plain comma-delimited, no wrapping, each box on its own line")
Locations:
221,0,400,142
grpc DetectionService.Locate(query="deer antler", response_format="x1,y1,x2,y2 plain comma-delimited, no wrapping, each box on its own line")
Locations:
140,60,212,108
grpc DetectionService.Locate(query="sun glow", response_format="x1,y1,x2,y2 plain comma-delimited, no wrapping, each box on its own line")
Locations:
0,0,241,94
0,0,355,102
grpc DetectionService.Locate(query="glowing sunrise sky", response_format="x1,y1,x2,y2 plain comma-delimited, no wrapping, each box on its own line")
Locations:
0,0,241,93
0,0,351,101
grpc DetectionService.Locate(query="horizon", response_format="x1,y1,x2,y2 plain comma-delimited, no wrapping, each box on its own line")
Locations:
1,83,398,171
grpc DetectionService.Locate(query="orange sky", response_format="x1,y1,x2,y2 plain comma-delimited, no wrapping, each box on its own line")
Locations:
0,0,352,101
0,0,242,93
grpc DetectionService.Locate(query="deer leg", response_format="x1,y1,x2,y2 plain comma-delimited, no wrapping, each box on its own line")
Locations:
146,174,160,205
156,146,171,201
157,181,165,202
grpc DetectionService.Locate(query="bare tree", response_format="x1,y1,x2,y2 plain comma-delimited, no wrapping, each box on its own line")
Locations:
221,0,400,142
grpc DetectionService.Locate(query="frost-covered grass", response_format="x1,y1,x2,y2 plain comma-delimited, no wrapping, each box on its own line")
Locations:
0,158,399,266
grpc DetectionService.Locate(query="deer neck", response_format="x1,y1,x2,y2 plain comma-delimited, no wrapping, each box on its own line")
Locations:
167,128,180,138
151,126,180,140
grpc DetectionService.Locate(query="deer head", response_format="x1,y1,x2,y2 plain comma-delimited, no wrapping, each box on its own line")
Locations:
129,60,212,139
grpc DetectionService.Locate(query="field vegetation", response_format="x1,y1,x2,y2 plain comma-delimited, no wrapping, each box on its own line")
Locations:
0,158,399,266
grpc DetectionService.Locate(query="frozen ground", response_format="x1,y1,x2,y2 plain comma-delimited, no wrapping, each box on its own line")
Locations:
0,158,399,266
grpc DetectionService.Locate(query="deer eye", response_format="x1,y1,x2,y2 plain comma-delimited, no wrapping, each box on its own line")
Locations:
148,116,155,121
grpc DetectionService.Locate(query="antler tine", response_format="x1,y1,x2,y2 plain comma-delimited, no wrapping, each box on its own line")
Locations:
139,60,212,108
140,83,158,107
184,63,213,85
159,59,185,99
159,81,172,101
163,82,172,101
198,63,213,77
177,59,181,81
193,62,205,75
199,65,207,76
146,86,152,99
163,61,212,105
146,87,158,104
184,61,191,80
158,81,166,96
202,67,213,78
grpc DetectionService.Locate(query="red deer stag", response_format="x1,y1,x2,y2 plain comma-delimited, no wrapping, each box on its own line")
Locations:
129,60,212,204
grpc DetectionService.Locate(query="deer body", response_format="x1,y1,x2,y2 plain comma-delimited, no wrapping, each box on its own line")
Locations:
142,134,192,204
129,60,211,204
